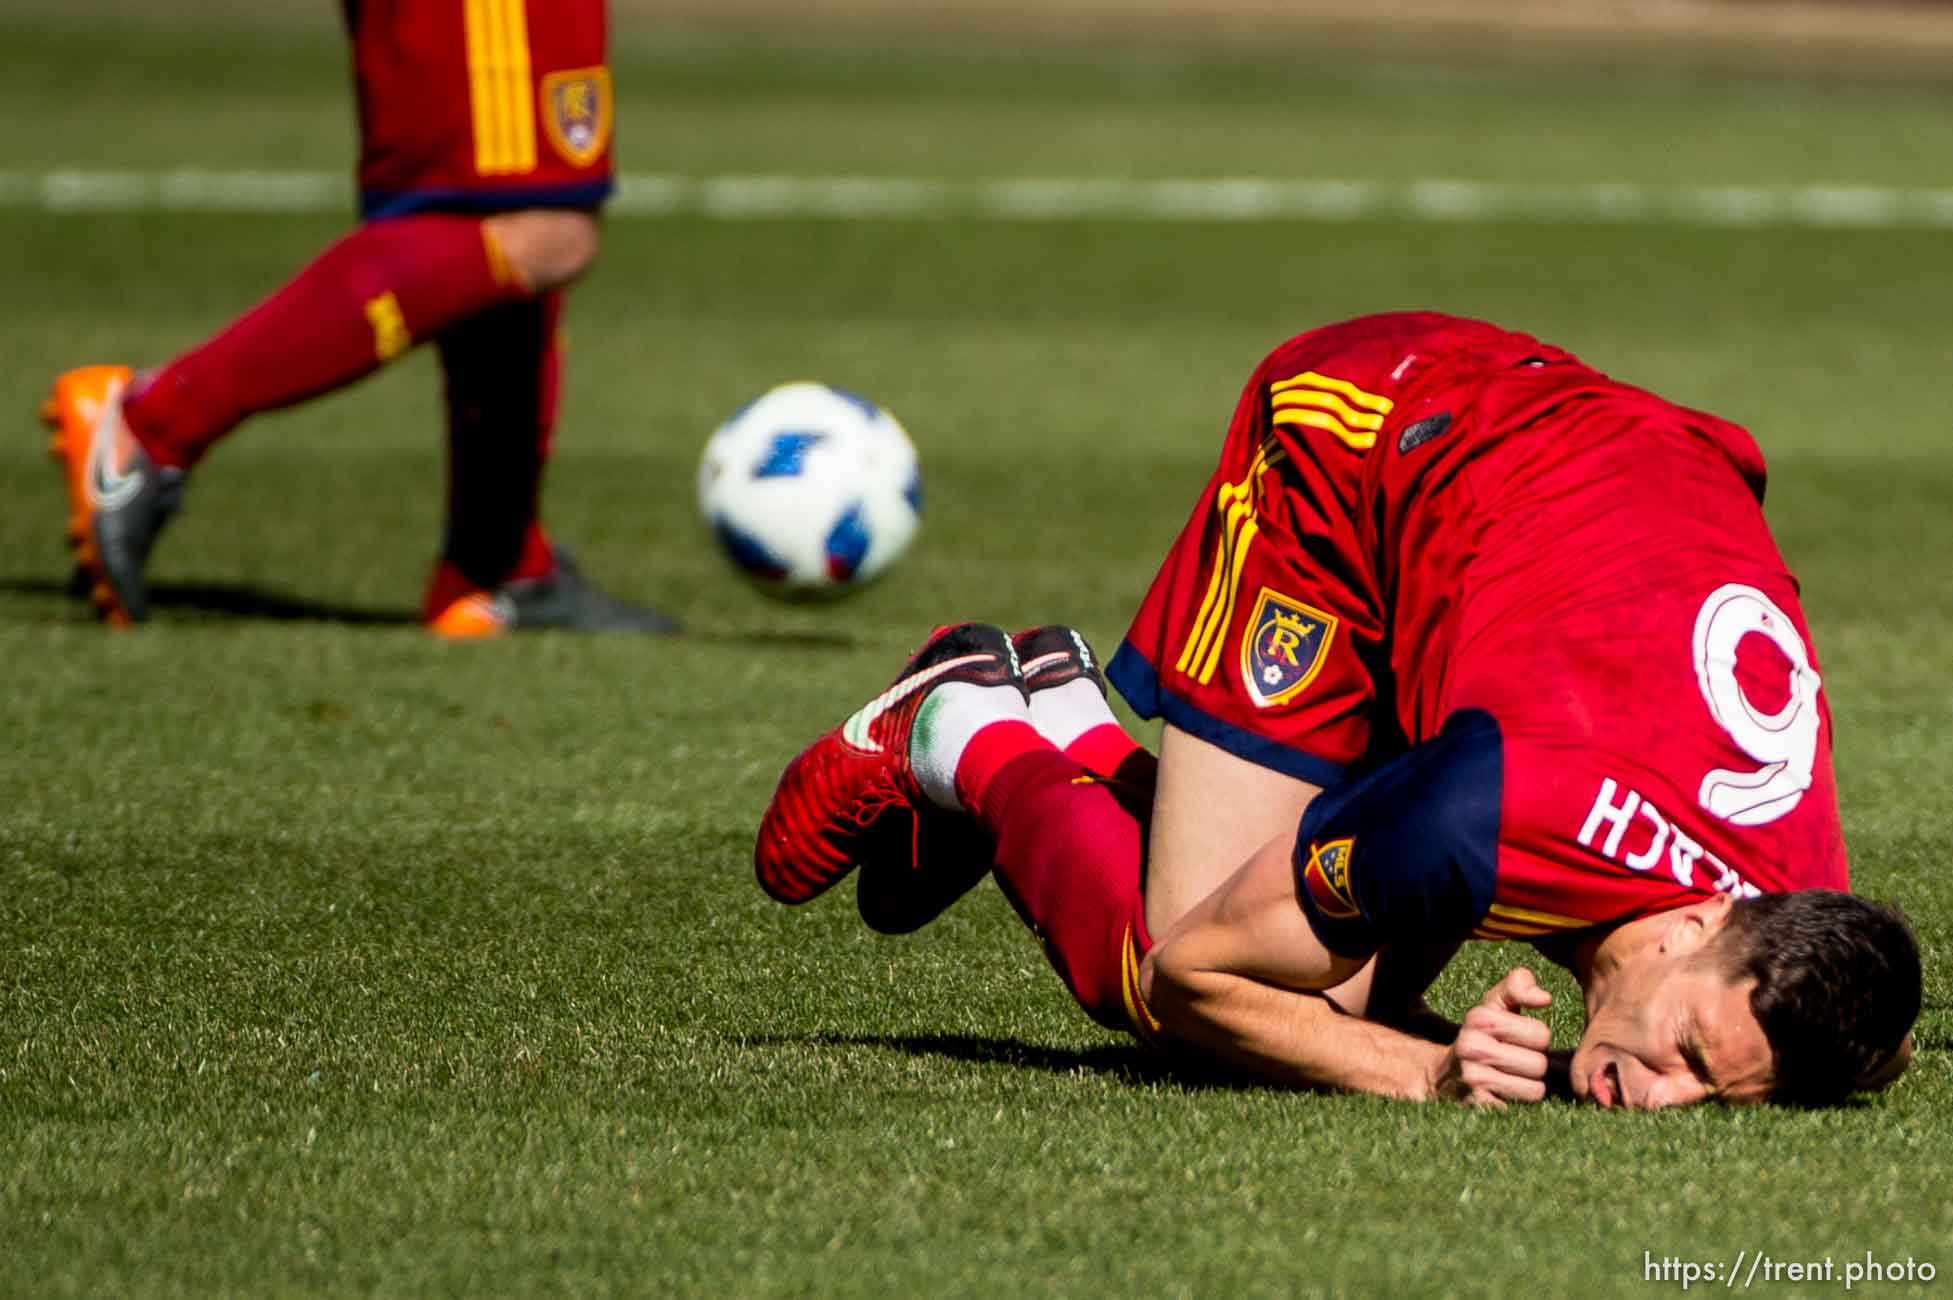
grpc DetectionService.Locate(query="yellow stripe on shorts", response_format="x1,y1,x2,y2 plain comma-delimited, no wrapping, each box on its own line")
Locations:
466,0,537,176
1174,438,1285,683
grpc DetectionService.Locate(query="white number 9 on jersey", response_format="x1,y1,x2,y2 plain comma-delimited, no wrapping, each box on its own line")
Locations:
1692,583,1822,826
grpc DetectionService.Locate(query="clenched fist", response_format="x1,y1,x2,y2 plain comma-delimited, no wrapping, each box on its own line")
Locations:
1431,968,1555,1106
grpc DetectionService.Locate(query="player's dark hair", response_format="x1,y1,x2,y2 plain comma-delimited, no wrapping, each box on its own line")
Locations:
1713,890,1922,1107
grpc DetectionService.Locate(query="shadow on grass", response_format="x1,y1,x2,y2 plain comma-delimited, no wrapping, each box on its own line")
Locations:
798,1033,1923,1110
3,578,859,645
689,628,861,650
0,576,416,625
785,1031,1241,1089
151,581,418,625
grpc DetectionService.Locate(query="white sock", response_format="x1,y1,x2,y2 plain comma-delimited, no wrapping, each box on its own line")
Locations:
910,682,1029,811
1027,679,1118,752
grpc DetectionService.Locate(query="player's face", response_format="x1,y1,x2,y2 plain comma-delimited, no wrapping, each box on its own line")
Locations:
1568,955,1775,1109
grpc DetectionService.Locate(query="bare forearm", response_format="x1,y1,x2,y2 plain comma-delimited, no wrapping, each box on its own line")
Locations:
1138,840,1554,1105
1154,967,1445,1101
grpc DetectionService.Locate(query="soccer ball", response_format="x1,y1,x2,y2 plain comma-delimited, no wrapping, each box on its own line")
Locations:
698,382,922,598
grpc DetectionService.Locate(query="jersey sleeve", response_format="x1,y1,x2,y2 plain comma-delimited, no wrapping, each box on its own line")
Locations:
1292,709,1503,957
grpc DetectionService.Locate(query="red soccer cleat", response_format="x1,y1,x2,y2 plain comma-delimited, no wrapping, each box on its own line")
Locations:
755,622,1023,906
853,626,1105,934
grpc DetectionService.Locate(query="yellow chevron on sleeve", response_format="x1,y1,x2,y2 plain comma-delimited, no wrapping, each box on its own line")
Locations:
1274,406,1377,452
1272,388,1386,431
1267,370,1393,452
1270,369,1395,414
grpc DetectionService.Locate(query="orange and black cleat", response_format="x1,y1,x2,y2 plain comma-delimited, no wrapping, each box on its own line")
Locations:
423,547,681,638
42,366,183,626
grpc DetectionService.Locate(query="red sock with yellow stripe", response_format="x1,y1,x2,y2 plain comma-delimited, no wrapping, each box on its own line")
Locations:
962,740,1157,1034
122,214,531,468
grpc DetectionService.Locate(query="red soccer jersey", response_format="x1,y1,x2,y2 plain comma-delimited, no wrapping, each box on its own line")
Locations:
1109,312,1847,940
346,0,613,219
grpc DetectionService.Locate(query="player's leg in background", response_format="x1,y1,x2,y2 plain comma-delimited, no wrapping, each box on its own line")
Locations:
424,275,679,637
427,290,564,624
42,212,552,624
121,211,583,472
482,209,602,293
46,0,626,627
393,0,658,632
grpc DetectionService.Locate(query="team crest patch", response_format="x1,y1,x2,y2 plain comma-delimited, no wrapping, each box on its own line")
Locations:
1301,838,1360,920
1240,587,1337,708
541,68,613,168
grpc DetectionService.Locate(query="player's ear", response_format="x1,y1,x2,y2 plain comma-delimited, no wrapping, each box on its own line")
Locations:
1657,893,1733,956
1857,1032,1914,1093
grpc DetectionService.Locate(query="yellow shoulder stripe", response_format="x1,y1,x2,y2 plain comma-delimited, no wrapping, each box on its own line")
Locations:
1272,389,1386,431
1268,370,1393,453
1269,370,1395,414
1273,407,1376,452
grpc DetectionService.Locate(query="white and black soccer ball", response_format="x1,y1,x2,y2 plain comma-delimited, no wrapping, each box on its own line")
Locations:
698,382,922,598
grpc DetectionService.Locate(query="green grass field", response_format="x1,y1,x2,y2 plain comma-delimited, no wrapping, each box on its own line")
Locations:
2,7,1951,1296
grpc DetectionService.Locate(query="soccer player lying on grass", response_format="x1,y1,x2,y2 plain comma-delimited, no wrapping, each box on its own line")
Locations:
755,311,1921,1109
41,0,673,636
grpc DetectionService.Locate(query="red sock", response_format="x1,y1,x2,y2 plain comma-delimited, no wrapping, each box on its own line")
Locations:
953,720,1048,819
1065,722,1151,783
960,736,1155,1033
421,524,554,622
123,214,530,468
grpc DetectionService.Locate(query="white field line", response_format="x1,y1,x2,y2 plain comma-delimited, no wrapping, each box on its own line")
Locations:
5,169,1953,228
